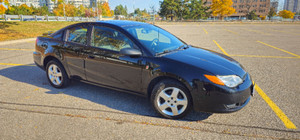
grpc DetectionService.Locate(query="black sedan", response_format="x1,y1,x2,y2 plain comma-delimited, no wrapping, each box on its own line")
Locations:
33,21,254,119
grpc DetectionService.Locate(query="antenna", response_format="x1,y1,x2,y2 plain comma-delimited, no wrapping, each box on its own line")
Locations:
133,0,135,12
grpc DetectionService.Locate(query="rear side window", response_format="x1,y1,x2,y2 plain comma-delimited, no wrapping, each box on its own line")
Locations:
68,26,88,45
52,31,63,41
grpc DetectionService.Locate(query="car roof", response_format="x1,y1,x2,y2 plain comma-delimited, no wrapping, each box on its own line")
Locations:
95,20,149,28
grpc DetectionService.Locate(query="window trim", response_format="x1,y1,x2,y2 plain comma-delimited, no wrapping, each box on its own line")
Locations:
66,25,89,46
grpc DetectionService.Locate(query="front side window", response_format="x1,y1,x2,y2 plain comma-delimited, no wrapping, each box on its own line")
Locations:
91,26,134,51
68,26,88,45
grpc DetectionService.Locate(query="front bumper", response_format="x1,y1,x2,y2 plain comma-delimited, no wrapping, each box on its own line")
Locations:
192,73,254,113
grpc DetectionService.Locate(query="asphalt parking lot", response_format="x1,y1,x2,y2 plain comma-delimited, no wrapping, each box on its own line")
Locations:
0,23,299,139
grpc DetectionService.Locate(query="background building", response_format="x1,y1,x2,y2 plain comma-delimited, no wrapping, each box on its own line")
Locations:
284,0,300,13
8,0,108,12
271,1,279,12
8,0,48,7
205,0,270,18
90,0,107,7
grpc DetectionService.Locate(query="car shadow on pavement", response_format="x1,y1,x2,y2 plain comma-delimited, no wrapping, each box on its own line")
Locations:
0,65,212,121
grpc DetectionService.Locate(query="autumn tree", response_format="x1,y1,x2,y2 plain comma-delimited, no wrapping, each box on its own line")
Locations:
51,0,64,8
7,4,34,15
32,5,51,16
247,11,257,20
0,0,8,14
53,4,64,16
0,4,6,14
268,7,276,19
85,8,96,17
211,0,236,20
278,10,295,19
76,5,86,17
53,3,78,17
101,2,113,17
141,9,150,17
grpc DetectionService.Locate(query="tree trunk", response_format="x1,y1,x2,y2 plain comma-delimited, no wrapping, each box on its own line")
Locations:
219,16,224,20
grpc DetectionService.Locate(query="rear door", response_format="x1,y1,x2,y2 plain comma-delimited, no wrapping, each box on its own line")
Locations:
63,25,89,80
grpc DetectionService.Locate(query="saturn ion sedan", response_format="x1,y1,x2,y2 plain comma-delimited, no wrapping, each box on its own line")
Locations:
33,21,254,119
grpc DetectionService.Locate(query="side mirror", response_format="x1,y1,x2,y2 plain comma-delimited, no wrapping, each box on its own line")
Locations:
120,48,142,57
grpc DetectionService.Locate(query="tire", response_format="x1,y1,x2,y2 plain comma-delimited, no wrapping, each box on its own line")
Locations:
151,79,192,119
46,60,70,88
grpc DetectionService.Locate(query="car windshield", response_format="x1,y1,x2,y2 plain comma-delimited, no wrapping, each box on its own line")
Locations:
124,24,185,55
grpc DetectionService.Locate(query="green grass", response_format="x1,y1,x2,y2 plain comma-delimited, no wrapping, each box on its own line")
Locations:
0,21,80,41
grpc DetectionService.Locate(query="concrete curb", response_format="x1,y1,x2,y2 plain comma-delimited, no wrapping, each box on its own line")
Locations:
0,38,37,46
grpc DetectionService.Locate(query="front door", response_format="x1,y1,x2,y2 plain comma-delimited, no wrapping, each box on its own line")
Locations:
85,25,144,92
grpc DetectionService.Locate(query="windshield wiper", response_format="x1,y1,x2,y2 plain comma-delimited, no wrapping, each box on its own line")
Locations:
176,44,189,50
155,50,171,56
155,45,189,56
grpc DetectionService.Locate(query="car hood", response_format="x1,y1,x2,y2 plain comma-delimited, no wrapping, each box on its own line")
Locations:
161,46,246,77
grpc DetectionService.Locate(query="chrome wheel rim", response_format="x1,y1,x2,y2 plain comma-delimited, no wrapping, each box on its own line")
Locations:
156,87,188,116
48,64,63,86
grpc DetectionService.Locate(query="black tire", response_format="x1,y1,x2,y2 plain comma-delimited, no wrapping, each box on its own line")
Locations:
151,79,192,119
46,60,70,88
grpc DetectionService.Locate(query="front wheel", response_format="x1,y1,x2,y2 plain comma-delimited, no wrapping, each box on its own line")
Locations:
151,80,192,119
46,60,70,88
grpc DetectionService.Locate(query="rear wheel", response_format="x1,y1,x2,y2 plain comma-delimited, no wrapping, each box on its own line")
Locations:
46,60,70,88
151,80,192,119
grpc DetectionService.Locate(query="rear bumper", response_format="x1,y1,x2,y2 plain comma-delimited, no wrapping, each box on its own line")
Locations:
33,51,44,70
192,73,254,113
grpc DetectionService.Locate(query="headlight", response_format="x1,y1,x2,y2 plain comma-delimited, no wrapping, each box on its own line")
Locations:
204,75,243,88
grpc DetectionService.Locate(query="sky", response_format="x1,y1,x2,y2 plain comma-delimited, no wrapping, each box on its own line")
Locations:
108,0,161,13
108,0,284,13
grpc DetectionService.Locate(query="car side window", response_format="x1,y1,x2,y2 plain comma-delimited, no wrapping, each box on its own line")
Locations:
52,31,63,41
91,26,134,51
68,26,88,45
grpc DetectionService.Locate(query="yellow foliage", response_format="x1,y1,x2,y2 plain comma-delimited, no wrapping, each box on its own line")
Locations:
65,4,76,17
101,2,112,17
142,12,150,17
110,10,114,16
211,0,236,19
53,4,76,17
0,4,7,14
0,0,8,5
278,10,295,19
53,4,64,16
260,15,266,20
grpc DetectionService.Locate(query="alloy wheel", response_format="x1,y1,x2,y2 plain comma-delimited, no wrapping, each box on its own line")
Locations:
156,87,188,116
48,64,63,86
